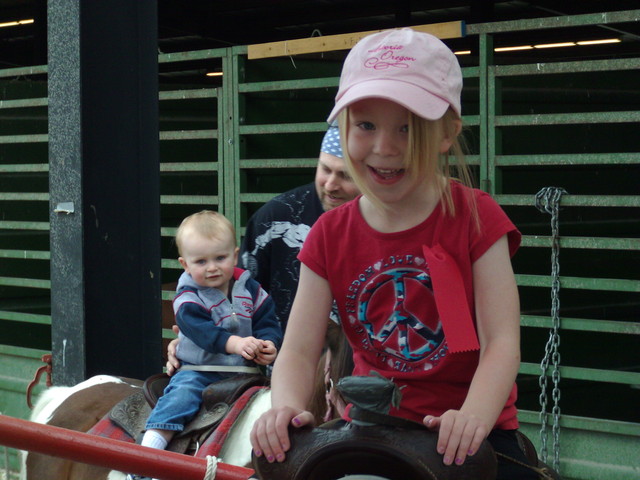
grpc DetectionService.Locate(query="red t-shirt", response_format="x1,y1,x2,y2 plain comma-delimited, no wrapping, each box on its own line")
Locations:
299,181,522,429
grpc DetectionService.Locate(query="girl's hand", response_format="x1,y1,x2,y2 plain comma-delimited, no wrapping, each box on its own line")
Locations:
254,340,277,365
424,409,489,466
250,406,315,463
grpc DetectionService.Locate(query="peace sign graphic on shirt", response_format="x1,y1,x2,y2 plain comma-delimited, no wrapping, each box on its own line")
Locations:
357,268,444,362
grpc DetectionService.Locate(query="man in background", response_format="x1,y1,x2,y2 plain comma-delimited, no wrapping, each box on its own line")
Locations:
239,124,359,332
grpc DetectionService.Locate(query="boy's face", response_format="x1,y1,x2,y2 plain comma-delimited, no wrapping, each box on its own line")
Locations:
179,231,238,293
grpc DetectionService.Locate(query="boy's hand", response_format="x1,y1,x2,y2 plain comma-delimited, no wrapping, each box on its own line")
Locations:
226,335,262,360
254,340,277,365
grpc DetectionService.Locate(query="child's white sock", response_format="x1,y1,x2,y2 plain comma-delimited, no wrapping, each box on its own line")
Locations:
140,429,169,450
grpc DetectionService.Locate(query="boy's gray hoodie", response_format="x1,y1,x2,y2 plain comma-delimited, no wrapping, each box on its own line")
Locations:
173,268,281,367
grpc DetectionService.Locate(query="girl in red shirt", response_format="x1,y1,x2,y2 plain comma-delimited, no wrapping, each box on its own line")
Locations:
251,28,534,479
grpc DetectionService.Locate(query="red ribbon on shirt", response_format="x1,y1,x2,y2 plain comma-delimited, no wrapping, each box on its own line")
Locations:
422,244,480,353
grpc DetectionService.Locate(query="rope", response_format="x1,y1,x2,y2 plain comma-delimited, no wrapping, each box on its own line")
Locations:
203,455,218,480
3,443,9,480
535,186,567,474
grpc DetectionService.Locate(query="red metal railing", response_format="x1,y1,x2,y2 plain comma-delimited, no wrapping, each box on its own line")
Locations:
0,414,254,480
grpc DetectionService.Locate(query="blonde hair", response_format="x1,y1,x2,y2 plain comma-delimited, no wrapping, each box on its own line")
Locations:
338,107,477,223
175,210,236,256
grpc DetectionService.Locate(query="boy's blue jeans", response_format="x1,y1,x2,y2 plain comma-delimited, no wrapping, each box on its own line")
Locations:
145,369,224,432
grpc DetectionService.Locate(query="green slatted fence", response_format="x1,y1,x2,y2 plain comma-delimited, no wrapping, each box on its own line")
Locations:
1,10,638,480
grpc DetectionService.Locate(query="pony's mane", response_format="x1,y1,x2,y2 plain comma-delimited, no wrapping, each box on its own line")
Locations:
30,375,127,424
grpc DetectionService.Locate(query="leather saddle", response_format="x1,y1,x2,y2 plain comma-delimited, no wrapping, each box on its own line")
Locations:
253,419,561,480
254,374,497,480
109,372,269,454
253,418,496,480
253,373,561,480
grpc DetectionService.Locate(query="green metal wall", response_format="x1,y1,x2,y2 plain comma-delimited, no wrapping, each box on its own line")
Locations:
1,10,639,480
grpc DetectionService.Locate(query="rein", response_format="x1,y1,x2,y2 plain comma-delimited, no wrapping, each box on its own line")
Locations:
26,354,53,409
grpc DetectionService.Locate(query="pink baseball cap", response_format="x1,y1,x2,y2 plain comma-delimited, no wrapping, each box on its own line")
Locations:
327,28,462,123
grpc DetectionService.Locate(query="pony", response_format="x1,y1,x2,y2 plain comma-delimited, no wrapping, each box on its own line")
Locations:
21,322,353,480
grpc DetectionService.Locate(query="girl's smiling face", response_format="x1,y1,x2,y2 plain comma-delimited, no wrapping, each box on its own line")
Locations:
346,98,422,205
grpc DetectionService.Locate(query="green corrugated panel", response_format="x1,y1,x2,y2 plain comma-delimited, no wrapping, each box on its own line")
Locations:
239,122,328,135
160,227,177,237
519,410,640,436
518,411,640,480
0,345,51,476
238,76,337,93
159,129,217,140
0,277,50,289
479,33,495,194
0,164,49,173
0,249,50,260
0,133,47,144
0,192,48,201
240,193,280,203
0,97,47,108
520,315,640,335
493,57,640,76
160,195,219,205
464,153,480,166
0,221,49,230
496,153,640,166
520,362,640,385
159,88,217,100
161,259,181,269
158,48,227,63
462,66,480,78
495,111,640,126
161,290,174,301
516,274,639,292
521,315,640,334
220,48,242,229
495,194,640,208
521,236,639,251
240,158,318,169
0,65,47,78
461,113,480,127
162,327,178,340
497,58,640,77
0,310,50,325
160,162,218,172
467,9,640,34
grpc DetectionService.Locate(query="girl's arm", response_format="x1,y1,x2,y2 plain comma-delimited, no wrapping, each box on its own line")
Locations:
426,234,521,465
250,264,332,462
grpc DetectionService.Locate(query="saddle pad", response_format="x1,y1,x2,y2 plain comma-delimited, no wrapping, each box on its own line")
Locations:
86,414,135,443
195,385,266,458
109,390,152,441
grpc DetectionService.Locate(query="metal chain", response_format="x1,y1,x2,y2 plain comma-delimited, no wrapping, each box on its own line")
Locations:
535,186,567,473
